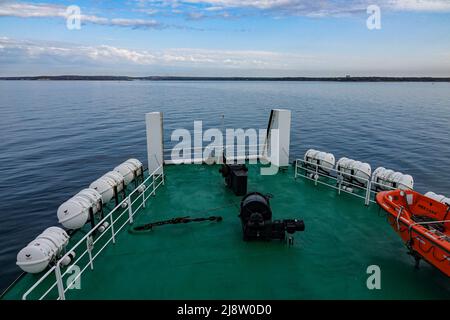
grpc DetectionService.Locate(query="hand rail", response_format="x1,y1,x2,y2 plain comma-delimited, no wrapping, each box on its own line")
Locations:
294,159,397,205
22,166,164,300
408,219,450,229
163,144,264,153
164,144,265,163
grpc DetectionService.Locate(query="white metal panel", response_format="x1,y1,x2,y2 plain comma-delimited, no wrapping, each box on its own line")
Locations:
145,112,164,175
263,109,291,167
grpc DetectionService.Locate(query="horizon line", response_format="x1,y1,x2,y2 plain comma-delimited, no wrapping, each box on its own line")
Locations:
1,75,450,82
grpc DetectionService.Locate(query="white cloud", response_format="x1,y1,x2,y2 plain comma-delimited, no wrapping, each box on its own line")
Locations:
0,1,161,28
0,2,62,18
136,8,160,15
1,37,449,76
0,37,314,69
388,0,450,11
182,0,297,10
109,18,159,28
143,0,450,16
183,0,450,11
2,0,450,26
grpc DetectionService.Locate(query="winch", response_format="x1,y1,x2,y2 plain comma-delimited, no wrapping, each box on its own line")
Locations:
239,192,305,242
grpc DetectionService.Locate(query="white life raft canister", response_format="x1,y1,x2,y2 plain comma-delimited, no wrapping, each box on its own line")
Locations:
57,188,102,230
16,227,70,273
425,192,450,206
114,158,143,186
304,149,335,173
336,157,372,186
372,167,414,190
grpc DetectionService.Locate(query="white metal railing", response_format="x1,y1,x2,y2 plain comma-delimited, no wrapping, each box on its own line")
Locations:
294,159,396,206
22,166,165,300
163,144,266,163
163,144,263,152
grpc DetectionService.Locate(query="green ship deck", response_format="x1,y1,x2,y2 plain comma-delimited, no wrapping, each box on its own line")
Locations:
2,163,450,300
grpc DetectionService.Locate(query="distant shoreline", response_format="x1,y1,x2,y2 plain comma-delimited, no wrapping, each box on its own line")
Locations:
1,76,450,82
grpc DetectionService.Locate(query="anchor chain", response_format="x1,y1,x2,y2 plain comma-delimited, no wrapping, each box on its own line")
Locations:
130,216,223,233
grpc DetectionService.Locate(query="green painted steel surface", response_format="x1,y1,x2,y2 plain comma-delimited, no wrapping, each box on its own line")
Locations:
2,163,449,299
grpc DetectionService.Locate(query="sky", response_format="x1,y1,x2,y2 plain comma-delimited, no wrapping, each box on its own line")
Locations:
0,0,449,76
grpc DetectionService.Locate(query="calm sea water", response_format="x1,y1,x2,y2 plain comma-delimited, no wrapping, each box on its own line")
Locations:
0,81,449,292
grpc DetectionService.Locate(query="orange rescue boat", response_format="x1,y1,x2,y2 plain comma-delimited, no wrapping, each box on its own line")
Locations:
376,189,450,277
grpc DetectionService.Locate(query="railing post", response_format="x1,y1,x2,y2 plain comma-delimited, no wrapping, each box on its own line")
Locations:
55,263,65,300
152,176,156,196
127,196,134,224
86,236,94,269
314,165,318,186
142,186,146,208
337,174,342,195
364,180,372,206
110,214,116,244
294,160,298,179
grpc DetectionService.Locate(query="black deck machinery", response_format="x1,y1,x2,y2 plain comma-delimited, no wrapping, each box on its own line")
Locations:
239,192,305,242
219,158,305,243
219,163,248,196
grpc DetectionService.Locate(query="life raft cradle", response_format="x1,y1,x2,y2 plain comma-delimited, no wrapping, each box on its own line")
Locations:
386,201,450,269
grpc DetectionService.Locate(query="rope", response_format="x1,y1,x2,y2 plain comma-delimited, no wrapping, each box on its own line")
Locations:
128,203,234,234
412,238,449,263
129,216,223,233
415,237,434,254
431,247,449,263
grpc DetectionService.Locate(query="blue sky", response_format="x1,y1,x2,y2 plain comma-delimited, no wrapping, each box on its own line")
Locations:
0,0,449,76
